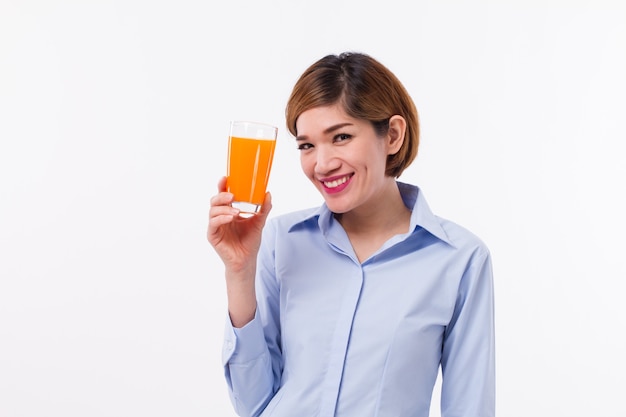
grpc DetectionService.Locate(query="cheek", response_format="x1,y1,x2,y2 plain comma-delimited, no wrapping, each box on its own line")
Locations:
300,154,313,177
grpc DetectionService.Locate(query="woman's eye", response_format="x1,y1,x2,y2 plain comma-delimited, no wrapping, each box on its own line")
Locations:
297,143,313,151
334,133,352,142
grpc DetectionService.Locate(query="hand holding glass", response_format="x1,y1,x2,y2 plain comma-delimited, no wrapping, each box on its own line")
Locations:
227,121,278,216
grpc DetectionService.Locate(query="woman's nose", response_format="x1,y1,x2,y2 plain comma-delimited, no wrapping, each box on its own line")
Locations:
314,145,341,174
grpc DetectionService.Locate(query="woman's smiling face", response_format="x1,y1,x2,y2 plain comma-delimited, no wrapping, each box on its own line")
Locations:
295,104,400,214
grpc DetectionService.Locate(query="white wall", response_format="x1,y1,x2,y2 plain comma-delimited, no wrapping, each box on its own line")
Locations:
1,1,625,416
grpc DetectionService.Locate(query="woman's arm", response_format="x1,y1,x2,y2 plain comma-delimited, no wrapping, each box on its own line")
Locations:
221,217,282,417
441,248,496,417
208,177,279,416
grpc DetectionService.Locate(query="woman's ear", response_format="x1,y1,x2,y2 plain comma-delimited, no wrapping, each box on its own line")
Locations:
387,115,406,155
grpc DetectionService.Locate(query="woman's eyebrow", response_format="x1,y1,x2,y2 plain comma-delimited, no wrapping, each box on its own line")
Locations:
296,123,354,141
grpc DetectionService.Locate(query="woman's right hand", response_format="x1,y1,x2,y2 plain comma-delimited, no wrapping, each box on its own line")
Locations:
208,176,272,327
207,176,273,275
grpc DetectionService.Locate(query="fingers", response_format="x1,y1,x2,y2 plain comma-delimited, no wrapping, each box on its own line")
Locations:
208,178,273,242
210,176,239,216
210,189,235,208
209,194,239,223
208,181,240,240
259,192,273,217
248,191,273,231
217,176,228,193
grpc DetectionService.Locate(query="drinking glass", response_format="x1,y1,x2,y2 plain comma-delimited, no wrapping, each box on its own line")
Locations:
227,120,278,216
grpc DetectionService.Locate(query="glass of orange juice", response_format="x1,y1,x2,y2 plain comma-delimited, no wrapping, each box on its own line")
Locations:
227,121,278,216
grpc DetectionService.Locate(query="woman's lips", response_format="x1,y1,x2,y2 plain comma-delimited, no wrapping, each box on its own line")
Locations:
320,174,353,194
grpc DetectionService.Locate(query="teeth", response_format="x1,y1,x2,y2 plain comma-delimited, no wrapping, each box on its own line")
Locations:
324,176,349,188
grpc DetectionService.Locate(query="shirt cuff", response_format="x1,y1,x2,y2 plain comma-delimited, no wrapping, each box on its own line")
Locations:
222,309,266,366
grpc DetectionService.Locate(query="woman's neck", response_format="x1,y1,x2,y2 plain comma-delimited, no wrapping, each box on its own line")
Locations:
335,180,411,262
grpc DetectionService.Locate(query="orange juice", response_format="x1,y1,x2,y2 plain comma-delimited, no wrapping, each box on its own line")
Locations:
227,136,276,207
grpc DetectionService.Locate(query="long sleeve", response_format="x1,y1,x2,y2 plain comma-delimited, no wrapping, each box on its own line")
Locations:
221,220,283,417
440,248,496,417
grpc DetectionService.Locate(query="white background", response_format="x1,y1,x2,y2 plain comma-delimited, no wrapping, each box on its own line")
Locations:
1,1,625,416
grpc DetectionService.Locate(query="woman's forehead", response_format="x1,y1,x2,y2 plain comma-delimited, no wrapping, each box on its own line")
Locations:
297,106,361,131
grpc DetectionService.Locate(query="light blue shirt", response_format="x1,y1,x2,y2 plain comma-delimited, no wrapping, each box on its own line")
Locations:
222,182,495,417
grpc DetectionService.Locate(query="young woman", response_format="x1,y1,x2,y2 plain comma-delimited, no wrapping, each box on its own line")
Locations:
208,52,495,417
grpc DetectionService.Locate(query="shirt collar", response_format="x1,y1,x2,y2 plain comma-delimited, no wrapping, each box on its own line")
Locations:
286,182,453,247
398,182,453,246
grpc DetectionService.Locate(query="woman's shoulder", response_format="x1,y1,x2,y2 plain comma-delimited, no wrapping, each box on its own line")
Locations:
266,206,322,232
435,214,491,257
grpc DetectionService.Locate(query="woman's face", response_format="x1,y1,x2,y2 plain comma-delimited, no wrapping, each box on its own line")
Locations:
295,104,399,214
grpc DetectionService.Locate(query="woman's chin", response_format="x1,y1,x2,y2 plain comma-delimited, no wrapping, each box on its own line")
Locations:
323,198,353,214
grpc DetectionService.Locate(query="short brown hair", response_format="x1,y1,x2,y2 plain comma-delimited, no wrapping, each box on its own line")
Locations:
285,52,419,178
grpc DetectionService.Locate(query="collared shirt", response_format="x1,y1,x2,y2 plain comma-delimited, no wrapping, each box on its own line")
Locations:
222,182,495,417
